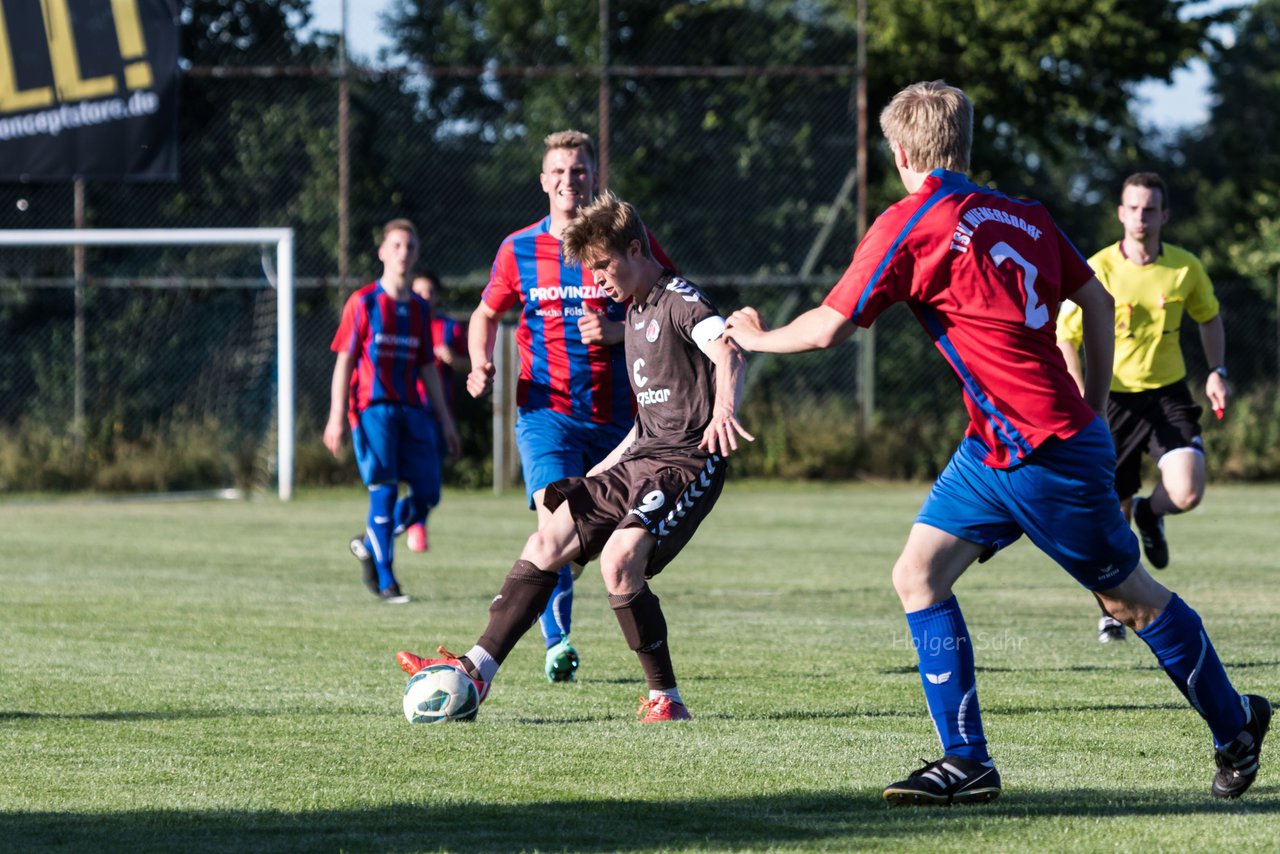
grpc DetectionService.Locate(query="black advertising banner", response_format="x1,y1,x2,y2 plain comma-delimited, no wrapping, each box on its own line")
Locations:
0,0,179,181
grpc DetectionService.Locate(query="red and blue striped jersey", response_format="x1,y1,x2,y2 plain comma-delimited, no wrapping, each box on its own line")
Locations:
823,169,1097,469
482,216,674,426
331,281,435,427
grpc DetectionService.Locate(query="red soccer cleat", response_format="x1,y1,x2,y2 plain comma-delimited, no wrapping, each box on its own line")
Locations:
396,646,489,702
637,696,692,723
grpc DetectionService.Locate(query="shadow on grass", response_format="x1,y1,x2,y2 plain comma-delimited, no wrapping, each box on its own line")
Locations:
5,788,1278,853
884,661,1280,678
881,664,1163,676
0,710,233,722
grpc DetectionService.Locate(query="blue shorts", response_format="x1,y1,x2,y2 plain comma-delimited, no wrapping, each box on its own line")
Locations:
352,404,441,497
514,407,632,507
918,417,1140,591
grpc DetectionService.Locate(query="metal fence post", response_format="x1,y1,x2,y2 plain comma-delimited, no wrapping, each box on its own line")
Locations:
492,322,520,493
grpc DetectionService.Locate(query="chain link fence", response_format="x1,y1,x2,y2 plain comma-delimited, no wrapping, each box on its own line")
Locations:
2,28,1277,494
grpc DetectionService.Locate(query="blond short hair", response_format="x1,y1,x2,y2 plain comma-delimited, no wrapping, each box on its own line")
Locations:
380,217,418,246
560,191,651,266
879,81,972,173
544,129,596,168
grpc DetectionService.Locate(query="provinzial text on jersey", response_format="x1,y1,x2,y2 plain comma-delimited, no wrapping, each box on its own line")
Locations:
529,284,608,302
374,332,421,348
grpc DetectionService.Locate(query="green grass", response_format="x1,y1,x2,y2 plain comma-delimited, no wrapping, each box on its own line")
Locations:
2,481,1279,852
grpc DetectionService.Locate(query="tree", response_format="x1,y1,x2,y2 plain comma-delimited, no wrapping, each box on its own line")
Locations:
1176,0,1280,281
381,0,1226,278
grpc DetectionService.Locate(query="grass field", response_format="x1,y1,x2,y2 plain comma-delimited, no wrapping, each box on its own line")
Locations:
3,480,1279,852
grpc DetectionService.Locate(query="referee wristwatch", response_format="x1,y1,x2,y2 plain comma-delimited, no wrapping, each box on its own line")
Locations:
1212,365,1229,379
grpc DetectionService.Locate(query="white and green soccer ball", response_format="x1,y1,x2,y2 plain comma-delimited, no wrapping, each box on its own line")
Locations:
402,663,480,723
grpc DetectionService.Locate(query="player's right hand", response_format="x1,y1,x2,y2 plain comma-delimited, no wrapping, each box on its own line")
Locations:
725,306,767,351
467,361,496,398
699,406,755,457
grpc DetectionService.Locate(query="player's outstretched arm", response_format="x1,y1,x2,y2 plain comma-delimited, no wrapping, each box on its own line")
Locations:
466,302,501,398
699,335,755,457
725,305,854,353
1072,277,1116,417
323,351,356,457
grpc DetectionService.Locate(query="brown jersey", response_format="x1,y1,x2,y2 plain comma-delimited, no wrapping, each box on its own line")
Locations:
621,272,724,459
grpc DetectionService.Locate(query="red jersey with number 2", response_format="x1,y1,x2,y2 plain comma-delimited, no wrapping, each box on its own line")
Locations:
823,169,1097,469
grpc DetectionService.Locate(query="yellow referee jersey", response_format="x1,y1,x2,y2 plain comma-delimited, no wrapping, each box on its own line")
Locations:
1056,241,1219,392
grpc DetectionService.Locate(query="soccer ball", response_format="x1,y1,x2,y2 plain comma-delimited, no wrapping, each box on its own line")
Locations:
402,663,480,724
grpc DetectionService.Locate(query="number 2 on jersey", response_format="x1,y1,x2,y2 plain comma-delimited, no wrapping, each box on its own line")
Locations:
989,241,1048,329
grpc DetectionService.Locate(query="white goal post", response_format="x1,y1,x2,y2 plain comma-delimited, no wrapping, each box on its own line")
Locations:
0,228,297,500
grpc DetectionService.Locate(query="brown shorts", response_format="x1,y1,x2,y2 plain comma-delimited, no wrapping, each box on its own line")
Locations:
1109,382,1203,500
543,453,727,578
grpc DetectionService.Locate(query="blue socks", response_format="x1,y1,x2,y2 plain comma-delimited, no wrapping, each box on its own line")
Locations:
1136,594,1246,747
539,565,575,648
392,487,434,537
905,596,989,762
903,594,1246,759
392,488,419,536
366,483,398,591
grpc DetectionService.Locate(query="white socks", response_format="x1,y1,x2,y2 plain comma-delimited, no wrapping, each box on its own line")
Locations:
465,645,499,684
649,687,682,704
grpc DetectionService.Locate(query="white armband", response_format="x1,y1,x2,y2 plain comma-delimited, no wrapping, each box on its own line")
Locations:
691,315,727,355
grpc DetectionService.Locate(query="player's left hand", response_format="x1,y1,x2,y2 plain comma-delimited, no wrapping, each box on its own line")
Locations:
699,406,755,457
1206,371,1230,413
578,311,623,345
724,306,767,351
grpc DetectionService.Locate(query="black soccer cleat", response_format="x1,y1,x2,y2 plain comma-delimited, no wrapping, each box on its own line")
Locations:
883,755,1002,806
378,583,411,605
350,535,378,594
1212,694,1271,799
1132,497,1169,569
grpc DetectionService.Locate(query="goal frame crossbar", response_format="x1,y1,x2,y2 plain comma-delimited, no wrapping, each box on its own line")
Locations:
0,228,297,500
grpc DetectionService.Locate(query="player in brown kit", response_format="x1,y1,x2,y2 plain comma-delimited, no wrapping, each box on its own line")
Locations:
395,191,753,721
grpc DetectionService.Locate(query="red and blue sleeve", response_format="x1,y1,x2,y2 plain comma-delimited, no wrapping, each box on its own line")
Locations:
330,293,364,355
822,212,914,327
482,242,523,314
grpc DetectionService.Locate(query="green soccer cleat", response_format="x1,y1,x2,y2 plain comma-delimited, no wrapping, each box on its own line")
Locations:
544,638,580,683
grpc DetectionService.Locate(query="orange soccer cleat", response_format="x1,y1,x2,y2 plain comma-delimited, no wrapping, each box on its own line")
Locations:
396,646,489,702
637,696,692,723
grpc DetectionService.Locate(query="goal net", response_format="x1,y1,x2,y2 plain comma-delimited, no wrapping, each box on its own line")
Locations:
0,229,296,500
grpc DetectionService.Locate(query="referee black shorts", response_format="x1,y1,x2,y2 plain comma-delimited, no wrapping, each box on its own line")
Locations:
1107,382,1203,500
